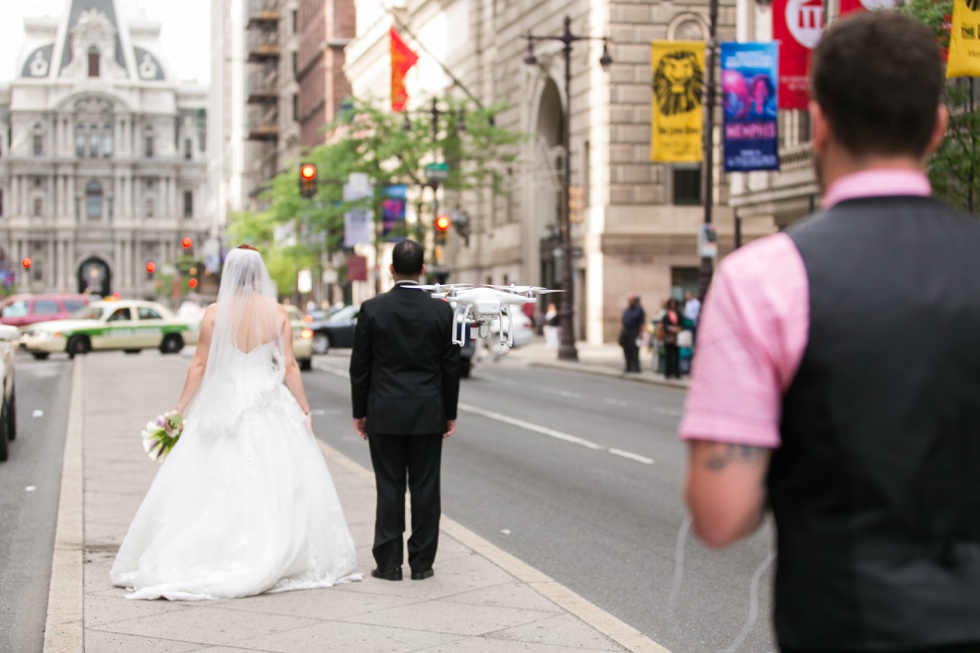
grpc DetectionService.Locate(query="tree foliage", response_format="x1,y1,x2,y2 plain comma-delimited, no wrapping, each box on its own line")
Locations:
226,97,523,295
899,0,980,213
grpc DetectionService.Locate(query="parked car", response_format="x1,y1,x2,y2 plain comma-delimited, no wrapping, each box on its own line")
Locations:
309,304,360,355
0,293,90,328
0,324,18,462
488,310,535,348
282,305,314,371
20,300,199,359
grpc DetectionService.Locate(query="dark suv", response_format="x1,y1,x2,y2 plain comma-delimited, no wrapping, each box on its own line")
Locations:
0,293,90,329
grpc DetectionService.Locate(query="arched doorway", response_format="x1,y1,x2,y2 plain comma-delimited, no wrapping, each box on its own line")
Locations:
78,257,110,296
535,78,564,295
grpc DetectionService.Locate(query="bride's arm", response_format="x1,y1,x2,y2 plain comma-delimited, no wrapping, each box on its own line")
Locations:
173,305,216,414
279,307,312,424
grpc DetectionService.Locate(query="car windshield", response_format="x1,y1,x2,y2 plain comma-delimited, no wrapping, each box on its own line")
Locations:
71,306,104,320
327,306,358,324
1,300,28,318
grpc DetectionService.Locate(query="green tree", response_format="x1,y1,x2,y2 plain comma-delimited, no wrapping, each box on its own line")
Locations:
227,97,523,295
899,0,980,213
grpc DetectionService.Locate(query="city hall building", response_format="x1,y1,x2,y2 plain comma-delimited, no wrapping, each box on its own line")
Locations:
0,0,209,298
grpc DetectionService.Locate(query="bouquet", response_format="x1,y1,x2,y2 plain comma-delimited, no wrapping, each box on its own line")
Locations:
141,411,184,462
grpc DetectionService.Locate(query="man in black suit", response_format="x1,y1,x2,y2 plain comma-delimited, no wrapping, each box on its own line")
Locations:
350,239,460,582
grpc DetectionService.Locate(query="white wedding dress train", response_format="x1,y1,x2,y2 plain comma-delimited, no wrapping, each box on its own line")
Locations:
111,342,361,600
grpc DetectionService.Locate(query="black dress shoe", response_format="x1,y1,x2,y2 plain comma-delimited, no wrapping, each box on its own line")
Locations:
410,569,434,581
371,567,403,581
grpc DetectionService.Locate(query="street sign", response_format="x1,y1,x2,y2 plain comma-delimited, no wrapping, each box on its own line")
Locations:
321,269,338,284
424,162,449,182
551,246,584,259
697,223,718,258
297,269,312,293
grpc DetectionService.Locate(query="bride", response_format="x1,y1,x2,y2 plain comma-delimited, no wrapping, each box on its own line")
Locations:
111,244,362,600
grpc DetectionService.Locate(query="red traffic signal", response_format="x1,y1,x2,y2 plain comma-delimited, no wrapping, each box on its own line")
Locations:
181,237,193,249
299,163,318,198
145,262,156,274
21,257,31,269
435,215,451,232
188,278,199,289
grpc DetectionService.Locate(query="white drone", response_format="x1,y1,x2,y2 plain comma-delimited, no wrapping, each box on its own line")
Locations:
408,283,564,348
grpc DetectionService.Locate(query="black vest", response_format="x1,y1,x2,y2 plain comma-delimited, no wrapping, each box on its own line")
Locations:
770,196,980,651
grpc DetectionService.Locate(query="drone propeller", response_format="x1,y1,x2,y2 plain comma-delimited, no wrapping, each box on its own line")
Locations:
484,284,565,296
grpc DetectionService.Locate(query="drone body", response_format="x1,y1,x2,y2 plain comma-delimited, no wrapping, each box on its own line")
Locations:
407,283,563,349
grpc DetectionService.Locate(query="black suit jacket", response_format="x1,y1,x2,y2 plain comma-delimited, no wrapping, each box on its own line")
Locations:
349,283,460,435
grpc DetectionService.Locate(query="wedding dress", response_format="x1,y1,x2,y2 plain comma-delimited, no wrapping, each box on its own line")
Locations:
111,248,361,601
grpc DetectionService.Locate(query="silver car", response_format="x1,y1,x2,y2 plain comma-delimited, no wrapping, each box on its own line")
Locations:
0,324,19,462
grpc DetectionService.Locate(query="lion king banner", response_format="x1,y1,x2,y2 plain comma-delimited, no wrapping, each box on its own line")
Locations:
651,41,704,163
947,0,980,78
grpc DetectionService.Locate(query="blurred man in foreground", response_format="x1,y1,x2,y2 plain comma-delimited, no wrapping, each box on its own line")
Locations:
680,11,980,652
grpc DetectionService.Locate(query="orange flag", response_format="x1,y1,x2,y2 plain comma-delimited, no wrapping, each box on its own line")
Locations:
390,27,419,112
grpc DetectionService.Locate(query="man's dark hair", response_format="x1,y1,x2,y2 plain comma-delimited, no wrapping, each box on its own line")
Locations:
810,11,943,159
392,239,424,276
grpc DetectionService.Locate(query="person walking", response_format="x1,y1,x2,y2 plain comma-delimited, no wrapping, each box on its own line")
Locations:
682,291,700,327
618,294,645,372
350,239,460,582
680,12,980,652
660,297,682,379
111,245,361,600
543,302,560,350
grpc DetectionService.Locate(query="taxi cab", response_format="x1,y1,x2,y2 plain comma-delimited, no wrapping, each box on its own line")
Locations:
21,299,199,359
283,304,313,371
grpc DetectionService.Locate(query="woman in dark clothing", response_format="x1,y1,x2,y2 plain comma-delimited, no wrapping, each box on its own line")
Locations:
662,297,683,379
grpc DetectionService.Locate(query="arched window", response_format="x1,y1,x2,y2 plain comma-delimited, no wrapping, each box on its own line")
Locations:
103,123,113,157
87,46,99,77
75,124,85,157
89,124,99,157
85,181,102,219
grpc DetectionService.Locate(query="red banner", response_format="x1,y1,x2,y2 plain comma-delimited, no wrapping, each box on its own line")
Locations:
346,254,368,282
390,27,419,113
839,0,897,16
772,0,825,109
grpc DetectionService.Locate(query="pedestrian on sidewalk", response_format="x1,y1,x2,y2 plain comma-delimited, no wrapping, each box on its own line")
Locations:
680,11,980,652
350,239,460,582
619,293,645,372
111,244,361,601
543,302,560,350
660,297,682,379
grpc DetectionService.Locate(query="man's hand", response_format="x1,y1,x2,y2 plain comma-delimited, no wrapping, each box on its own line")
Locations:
443,419,456,439
353,417,368,441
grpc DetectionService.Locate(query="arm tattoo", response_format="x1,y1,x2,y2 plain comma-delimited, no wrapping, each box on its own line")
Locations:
703,444,768,472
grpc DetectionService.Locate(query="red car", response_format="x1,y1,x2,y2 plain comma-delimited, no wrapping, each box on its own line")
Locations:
0,293,91,328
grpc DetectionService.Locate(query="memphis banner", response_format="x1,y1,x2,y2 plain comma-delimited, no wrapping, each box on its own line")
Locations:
651,41,704,162
721,42,780,172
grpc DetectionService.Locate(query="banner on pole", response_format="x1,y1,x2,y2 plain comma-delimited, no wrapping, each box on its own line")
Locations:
390,28,419,113
947,0,980,78
721,42,780,172
651,41,704,162
772,0,825,110
380,185,408,241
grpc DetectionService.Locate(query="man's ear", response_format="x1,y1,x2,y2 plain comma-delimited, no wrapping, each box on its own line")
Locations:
927,105,949,156
420,264,426,277
809,100,829,157
389,264,395,277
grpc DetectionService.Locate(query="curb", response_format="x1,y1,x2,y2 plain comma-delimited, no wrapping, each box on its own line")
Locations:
525,359,690,390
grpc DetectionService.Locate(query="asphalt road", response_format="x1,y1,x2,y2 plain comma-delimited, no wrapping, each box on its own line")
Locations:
308,353,778,653
0,354,73,653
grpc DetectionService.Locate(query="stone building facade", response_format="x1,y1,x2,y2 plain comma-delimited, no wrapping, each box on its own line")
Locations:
0,0,209,299
344,0,772,344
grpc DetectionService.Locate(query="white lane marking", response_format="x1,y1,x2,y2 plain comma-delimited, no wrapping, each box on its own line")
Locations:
25,486,37,492
604,398,628,407
459,403,653,465
542,388,583,399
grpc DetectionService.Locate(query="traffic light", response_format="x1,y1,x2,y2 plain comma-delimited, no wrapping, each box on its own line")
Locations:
181,237,193,250
21,257,31,270
299,163,318,198
434,215,451,245
145,262,156,274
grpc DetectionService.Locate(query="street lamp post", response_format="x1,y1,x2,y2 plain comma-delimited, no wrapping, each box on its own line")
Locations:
525,16,612,361
698,0,720,301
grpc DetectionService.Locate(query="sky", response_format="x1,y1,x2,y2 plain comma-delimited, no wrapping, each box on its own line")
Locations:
0,0,211,84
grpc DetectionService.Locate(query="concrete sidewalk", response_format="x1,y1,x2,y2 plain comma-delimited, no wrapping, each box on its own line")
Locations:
42,352,673,653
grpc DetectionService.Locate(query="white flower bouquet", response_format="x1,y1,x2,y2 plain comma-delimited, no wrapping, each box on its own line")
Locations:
141,411,184,462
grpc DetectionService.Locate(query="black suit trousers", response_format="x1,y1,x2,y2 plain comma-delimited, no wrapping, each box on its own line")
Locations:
368,433,443,573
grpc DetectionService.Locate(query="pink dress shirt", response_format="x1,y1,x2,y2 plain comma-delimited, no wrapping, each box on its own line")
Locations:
678,169,932,447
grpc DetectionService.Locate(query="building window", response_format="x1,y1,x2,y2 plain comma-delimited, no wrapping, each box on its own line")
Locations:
183,191,193,218
87,46,100,77
89,131,99,158
293,93,298,121
103,123,113,157
146,198,154,218
145,136,154,158
86,181,102,219
75,125,86,157
292,9,297,33
184,138,192,160
672,165,702,206
32,259,42,282
33,135,42,156
0,189,4,216
292,51,298,79
33,198,42,216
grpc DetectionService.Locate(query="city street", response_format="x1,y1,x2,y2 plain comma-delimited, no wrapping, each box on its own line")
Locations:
309,350,778,653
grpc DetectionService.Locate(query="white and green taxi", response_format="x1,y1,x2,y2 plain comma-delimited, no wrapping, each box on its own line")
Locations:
20,300,199,360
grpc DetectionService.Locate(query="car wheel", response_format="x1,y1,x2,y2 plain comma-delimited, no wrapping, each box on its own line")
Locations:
460,358,472,379
30,352,49,360
7,389,15,441
0,400,8,462
312,332,329,355
123,349,142,354
299,358,312,371
160,334,183,354
66,335,90,358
